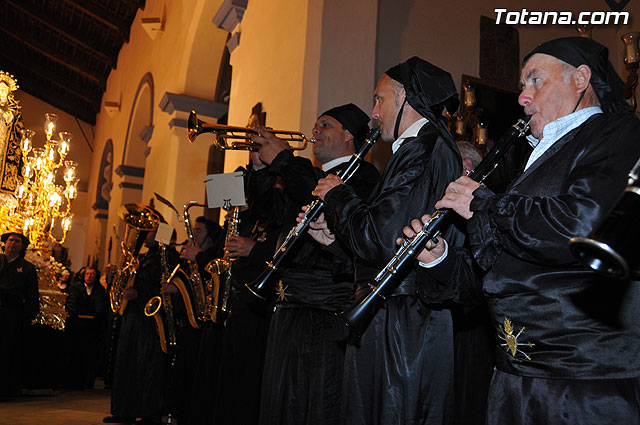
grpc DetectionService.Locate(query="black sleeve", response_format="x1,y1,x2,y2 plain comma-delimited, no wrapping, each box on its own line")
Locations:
24,264,40,321
416,246,485,307
325,134,462,265
65,284,81,315
93,286,108,318
268,150,324,206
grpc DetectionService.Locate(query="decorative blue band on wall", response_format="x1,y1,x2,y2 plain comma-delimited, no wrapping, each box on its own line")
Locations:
159,92,228,119
115,165,145,178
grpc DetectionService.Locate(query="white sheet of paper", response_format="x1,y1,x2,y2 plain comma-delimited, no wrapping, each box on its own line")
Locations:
205,171,246,208
155,222,174,245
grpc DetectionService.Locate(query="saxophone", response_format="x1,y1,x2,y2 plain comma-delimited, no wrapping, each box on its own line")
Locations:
109,203,161,315
205,206,239,323
183,201,209,323
144,244,178,354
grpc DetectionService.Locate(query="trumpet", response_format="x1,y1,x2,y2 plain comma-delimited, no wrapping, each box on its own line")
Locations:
188,110,308,151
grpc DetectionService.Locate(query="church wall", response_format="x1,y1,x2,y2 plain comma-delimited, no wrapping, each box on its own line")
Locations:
375,0,640,98
224,0,312,174
225,0,379,179
84,0,229,268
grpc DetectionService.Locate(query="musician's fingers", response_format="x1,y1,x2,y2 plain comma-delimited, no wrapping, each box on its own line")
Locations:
421,214,432,224
410,218,423,233
402,224,416,239
435,194,453,210
309,220,328,231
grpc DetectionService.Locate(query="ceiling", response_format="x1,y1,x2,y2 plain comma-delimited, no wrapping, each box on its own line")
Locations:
0,0,146,125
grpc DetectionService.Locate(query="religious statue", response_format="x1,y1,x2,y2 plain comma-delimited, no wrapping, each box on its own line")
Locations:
0,71,24,207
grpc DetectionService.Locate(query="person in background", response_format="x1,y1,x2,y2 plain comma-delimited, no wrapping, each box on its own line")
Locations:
57,269,72,293
0,231,39,397
64,267,107,389
104,226,170,425
176,216,224,425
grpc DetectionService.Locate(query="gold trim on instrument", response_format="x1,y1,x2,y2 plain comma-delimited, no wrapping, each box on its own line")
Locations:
109,203,161,316
187,110,308,151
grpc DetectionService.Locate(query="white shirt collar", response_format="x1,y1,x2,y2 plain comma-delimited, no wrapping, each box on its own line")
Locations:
392,117,429,154
524,106,602,170
322,155,352,172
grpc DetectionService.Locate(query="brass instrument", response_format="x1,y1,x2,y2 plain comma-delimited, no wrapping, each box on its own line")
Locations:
183,201,208,323
206,205,239,323
144,244,178,354
109,203,161,315
205,258,230,323
569,156,640,279
188,110,308,151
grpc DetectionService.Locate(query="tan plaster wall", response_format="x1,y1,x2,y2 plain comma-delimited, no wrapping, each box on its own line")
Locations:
85,0,229,268
376,0,640,94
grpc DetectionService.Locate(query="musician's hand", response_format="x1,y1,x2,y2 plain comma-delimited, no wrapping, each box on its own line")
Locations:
250,151,267,171
180,245,201,262
312,174,344,201
161,282,178,295
253,129,289,165
225,236,256,258
395,214,446,264
123,287,138,300
435,176,479,220
297,207,335,246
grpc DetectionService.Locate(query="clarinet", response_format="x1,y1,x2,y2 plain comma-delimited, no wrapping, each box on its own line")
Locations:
245,127,382,299
340,117,531,332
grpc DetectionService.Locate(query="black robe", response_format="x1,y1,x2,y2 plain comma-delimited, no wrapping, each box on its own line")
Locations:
0,254,38,396
110,245,168,420
423,112,640,425
255,149,380,425
184,241,225,425
64,281,108,388
323,121,465,425
214,209,281,425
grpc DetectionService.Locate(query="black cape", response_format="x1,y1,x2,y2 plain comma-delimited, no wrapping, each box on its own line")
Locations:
424,112,640,424
324,121,465,425
0,255,39,396
110,245,168,419
256,149,380,425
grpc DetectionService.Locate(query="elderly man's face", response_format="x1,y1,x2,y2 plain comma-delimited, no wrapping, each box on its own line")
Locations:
3,235,23,258
372,74,404,142
518,53,581,140
311,115,351,164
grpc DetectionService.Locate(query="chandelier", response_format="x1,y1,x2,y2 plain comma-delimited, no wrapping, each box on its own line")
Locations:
3,113,78,250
